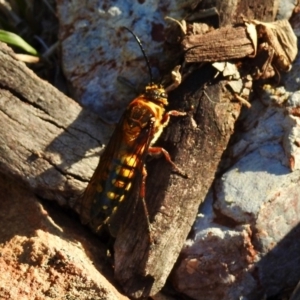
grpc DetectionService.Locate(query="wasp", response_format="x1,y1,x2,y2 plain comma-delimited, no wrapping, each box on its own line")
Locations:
80,28,187,238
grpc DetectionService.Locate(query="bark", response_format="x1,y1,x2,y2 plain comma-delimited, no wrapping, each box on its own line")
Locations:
182,26,255,63
0,42,111,205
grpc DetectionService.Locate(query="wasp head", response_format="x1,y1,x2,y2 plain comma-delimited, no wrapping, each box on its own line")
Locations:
144,84,168,106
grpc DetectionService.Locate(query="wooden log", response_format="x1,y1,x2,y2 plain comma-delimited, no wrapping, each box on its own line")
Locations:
0,42,111,205
182,26,255,63
182,0,278,64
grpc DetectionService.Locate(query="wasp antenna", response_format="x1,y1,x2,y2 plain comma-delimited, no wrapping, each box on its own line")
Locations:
123,27,153,84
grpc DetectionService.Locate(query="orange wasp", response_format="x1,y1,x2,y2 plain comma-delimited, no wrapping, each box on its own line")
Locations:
80,28,187,237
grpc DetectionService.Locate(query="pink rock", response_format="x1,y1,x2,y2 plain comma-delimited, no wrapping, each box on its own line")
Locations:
0,173,128,300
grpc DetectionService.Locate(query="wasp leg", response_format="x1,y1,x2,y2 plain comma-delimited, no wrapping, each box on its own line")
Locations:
140,165,154,243
261,45,275,79
167,110,187,119
161,110,187,125
148,147,189,178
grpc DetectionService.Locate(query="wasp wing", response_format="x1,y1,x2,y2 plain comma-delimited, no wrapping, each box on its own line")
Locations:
79,114,126,227
107,118,155,237
79,108,154,236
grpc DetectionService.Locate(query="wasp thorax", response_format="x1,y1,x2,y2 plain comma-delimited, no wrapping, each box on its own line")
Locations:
144,84,168,106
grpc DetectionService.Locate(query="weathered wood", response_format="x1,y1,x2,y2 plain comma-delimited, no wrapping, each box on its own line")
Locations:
182,0,279,63
182,26,255,63
0,42,111,205
234,0,278,23
216,0,278,26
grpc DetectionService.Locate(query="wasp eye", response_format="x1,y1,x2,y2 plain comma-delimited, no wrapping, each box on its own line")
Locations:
160,92,167,98
150,90,159,99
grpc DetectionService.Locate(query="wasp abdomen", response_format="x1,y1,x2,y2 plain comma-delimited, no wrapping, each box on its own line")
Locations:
91,153,140,221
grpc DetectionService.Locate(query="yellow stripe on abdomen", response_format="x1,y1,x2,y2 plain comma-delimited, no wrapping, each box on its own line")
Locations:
105,154,140,202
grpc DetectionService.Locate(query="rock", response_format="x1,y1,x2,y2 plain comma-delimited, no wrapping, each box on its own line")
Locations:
171,193,258,300
56,0,185,123
0,173,128,300
172,89,300,299
276,0,297,20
